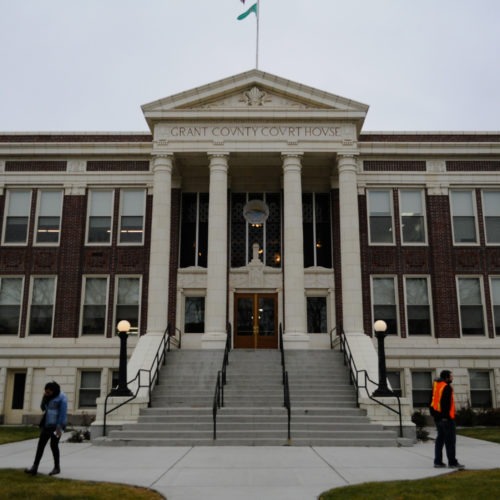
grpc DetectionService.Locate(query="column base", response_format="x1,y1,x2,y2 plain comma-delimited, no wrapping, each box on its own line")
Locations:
283,332,310,350
201,332,227,349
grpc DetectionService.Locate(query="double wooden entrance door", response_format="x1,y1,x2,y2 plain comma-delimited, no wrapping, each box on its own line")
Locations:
234,293,278,349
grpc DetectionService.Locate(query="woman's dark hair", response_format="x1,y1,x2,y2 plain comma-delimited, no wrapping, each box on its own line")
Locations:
45,381,61,397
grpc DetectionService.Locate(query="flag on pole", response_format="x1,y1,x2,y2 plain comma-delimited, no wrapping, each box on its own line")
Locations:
237,2,257,21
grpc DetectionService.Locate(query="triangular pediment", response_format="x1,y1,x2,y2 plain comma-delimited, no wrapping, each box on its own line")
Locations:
142,70,368,129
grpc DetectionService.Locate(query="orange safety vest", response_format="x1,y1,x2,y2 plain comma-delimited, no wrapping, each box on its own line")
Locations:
430,380,455,419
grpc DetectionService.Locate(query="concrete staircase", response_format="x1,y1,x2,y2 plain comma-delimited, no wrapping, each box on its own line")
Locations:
103,348,400,446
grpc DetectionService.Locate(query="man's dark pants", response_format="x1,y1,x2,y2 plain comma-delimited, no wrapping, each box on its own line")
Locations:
434,418,457,466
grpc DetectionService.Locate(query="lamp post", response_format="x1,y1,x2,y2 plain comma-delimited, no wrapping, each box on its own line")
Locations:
110,320,133,397
372,319,393,397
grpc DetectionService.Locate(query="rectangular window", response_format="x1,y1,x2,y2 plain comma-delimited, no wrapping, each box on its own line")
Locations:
372,277,398,334
482,191,500,244
491,277,500,336
0,277,23,335
230,193,282,269
307,296,327,333
184,297,205,333
451,190,478,244
35,190,63,244
411,371,432,408
115,277,140,332
387,371,403,397
400,190,426,244
28,277,56,335
79,371,101,408
119,189,146,244
303,193,332,268
368,190,394,244
469,371,493,408
180,193,208,268
82,277,108,335
3,190,32,244
405,277,432,335
458,277,485,335
87,190,113,244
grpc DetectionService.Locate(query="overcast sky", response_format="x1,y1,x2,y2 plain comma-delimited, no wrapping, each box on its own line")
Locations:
1,0,499,132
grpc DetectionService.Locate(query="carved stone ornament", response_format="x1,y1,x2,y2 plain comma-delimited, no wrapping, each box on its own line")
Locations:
242,86,268,106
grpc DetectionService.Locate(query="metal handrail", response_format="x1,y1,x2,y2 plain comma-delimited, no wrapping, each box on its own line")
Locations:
212,323,231,440
103,323,173,436
279,324,291,441
329,325,339,349
337,328,403,438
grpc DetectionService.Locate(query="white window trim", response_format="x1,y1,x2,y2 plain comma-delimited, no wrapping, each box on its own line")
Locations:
370,275,400,336
113,275,142,335
450,189,479,246
2,189,32,246
403,275,434,337
399,189,428,246
305,290,330,334
481,190,500,246
80,275,110,336
118,188,146,246
85,189,114,246
26,275,57,337
0,275,25,337
456,275,487,337
468,370,495,408
77,369,102,409
34,188,63,247
489,275,500,337
367,189,395,246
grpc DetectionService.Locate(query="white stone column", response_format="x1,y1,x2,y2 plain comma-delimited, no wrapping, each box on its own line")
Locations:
282,154,309,348
337,154,364,334
203,154,229,348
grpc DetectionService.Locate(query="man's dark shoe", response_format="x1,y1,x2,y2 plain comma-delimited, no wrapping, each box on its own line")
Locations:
434,463,446,468
449,462,465,469
24,467,37,476
49,467,60,476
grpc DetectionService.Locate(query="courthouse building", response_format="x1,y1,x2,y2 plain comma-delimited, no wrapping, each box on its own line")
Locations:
1,70,499,425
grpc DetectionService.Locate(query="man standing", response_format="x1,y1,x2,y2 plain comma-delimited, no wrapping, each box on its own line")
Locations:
25,381,67,476
430,370,465,469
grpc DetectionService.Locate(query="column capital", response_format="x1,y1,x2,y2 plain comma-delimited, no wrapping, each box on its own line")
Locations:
152,154,174,173
337,154,359,174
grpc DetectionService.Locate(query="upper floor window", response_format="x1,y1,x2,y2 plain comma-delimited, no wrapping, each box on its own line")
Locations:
399,190,426,244
457,277,485,335
368,190,394,244
180,193,209,268
490,277,500,336
230,192,282,268
87,190,113,244
482,191,500,244
115,276,140,333
303,193,332,268
35,190,63,245
450,190,478,244
119,189,146,244
28,276,56,335
371,276,398,334
0,277,23,335
3,190,32,245
81,277,108,335
405,277,432,335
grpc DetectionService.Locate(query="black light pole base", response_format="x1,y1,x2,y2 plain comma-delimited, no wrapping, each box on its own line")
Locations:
372,329,394,398
110,331,133,397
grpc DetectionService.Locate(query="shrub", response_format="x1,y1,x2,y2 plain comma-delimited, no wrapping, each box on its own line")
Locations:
412,411,430,441
455,405,477,427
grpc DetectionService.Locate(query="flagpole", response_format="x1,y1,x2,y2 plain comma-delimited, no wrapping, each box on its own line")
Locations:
256,0,260,69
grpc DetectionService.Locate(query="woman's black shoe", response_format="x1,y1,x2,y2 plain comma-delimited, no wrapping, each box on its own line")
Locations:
24,467,37,476
49,467,60,476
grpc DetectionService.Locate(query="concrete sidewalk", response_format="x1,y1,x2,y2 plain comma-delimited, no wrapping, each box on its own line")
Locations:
1,433,499,500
